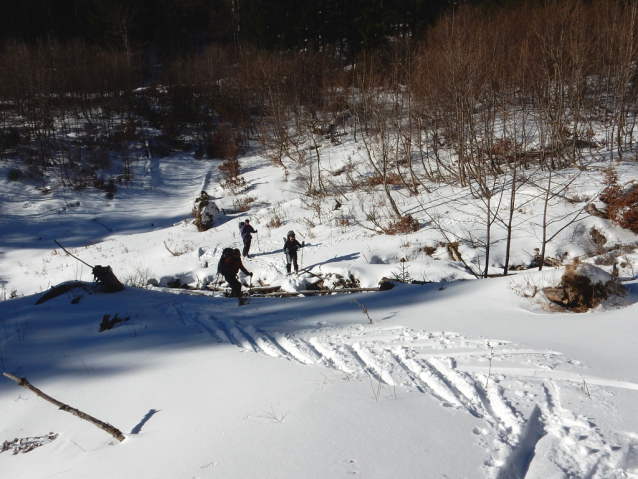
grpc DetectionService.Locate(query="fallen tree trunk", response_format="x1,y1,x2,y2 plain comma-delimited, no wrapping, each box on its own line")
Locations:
205,285,283,294
35,281,87,305
3,373,125,442
159,285,382,297
263,287,381,297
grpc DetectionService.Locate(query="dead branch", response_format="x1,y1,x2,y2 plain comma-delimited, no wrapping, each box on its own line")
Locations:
53,240,93,268
163,241,179,256
3,373,125,442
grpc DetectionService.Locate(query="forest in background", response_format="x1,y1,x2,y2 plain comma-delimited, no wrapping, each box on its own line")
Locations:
1,0,638,275
0,0,453,57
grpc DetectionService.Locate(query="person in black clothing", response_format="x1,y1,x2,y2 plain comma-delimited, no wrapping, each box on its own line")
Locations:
240,219,258,258
283,230,304,275
220,248,253,297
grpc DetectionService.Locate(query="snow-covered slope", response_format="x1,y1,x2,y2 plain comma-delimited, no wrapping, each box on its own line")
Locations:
1,150,638,478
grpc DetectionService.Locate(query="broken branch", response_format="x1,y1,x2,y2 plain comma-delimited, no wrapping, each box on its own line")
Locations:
3,373,125,442
53,240,94,269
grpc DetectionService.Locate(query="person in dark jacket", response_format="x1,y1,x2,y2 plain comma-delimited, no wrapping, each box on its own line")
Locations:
220,248,253,297
283,230,304,275
240,219,258,258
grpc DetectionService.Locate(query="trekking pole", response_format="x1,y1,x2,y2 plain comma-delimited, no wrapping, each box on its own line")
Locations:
256,232,260,252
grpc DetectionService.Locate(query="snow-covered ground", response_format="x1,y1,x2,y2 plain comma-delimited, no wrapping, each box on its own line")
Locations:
1,144,638,478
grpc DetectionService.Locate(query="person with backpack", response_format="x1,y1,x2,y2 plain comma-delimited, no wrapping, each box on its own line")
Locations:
283,230,304,275
219,248,253,297
240,219,258,258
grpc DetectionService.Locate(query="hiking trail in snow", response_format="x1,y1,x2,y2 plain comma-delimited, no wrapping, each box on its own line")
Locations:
170,302,638,479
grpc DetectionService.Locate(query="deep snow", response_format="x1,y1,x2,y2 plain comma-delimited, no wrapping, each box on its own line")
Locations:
1,146,638,479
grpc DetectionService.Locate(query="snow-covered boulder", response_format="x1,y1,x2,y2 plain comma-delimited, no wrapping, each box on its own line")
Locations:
543,263,626,311
192,190,221,232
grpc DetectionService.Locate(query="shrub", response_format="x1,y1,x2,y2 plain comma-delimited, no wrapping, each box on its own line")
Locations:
0,128,21,152
94,178,116,198
599,169,638,234
600,168,621,204
232,196,256,212
7,168,21,181
420,245,437,256
336,214,351,227
219,156,247,194
267,214,283,228
589,227,607,251
385,214,420,235
365,173,402,187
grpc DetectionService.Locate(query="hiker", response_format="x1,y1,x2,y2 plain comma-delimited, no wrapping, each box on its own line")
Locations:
283,230,304,275
240,219,258,258
220,248,253,297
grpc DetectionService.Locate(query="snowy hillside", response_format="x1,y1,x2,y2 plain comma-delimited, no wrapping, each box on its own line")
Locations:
1,146,638,479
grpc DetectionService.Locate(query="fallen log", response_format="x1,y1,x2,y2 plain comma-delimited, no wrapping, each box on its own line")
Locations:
262,287,380,297
162,285,381,297
205,284,283,294
247,285,283,294
35,281,87,305
3,373,125,442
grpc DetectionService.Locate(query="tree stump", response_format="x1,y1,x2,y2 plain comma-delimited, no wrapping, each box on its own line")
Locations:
92,265,125,293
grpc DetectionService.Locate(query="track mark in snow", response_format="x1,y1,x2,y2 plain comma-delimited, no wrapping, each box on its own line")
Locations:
486,384,522,437
519,381,628,479
457,366,638,391
167,304,232,345
496,405,545,479
416,348,561,359
350,343,396,386
163,303,187,326
394,350,463,407
308,337,355,374
243,325,281,357
296,338,324,363
271,333,315,365
427,358,485,417
194,318,231,344
207,320,232,343
186,318,633,479
244,255,287,276
223,322,256,352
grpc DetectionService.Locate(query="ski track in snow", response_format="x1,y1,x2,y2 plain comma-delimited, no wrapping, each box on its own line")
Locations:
171,304,638,479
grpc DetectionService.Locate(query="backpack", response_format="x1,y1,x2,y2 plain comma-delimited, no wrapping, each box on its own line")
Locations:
217,247,234,274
